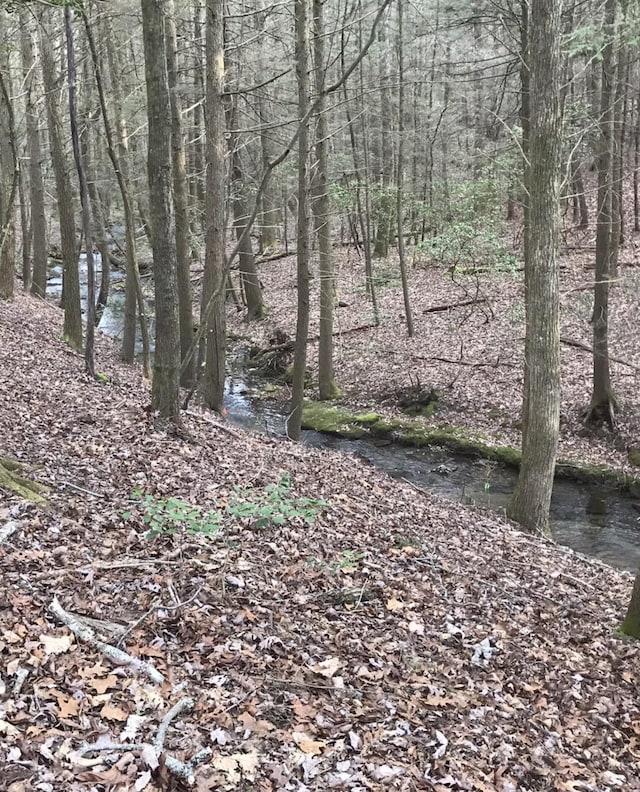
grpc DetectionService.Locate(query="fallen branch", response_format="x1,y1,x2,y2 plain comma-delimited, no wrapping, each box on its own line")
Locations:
308,322,378,342
255,249,292,264
560,337,639,370
49,597,164,684
423,297,488,314
411,353,516,369
0,520,21,545
77,697,211,786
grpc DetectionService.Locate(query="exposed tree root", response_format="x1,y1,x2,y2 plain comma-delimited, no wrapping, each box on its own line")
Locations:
583,396,617,431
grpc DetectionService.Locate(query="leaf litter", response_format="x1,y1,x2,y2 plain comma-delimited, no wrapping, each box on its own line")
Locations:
0,286,639,791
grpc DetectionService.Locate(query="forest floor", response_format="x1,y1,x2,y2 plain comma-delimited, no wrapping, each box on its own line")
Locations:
1,286,640,791
229,237,640,478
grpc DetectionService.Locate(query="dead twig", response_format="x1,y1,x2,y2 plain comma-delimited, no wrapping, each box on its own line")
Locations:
49,596,165,684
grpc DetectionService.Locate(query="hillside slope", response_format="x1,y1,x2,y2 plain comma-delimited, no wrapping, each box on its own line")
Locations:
0,291,638,792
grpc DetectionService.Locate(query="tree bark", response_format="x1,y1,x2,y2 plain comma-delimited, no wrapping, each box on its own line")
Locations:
313,0,338,397
507,0,563,534
395,0,413,338
65,7,95,378
40,12,82,350
586,0,617,428
200,0,227,412
166,0,195,387
288,0,311,440
20,10,47,299
0,11,16,301
141,0,181,421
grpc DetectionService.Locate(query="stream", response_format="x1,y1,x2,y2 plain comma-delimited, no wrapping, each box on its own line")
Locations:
47,258,640,573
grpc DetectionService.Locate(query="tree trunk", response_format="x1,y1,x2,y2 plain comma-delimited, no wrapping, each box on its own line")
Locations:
230,130,264,320
103,16,141,365
586,0,617,428
395,0,414,338
40,11,82,350
200,0,227,412
81,51,110,326
166,0,195,387
507,0,563,534
65,7,95,378
0,11,16,301
622,567,640,637
85,11,152,378
20,11,47,300
373,23,392,259
288,0,311,440
141,0,181,421
313,0,337,398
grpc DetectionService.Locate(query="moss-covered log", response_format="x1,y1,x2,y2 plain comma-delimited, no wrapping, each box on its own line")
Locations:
300,401,640,493
0,458,47,503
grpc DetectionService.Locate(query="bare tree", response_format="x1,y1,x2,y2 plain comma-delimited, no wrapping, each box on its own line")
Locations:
165,0,195,386
40,10,82,349
200,0,227,412
507,0,563,533
141,0,181,421
288,0,311,441
312,0,338,398
585,0,617,428
0,10,16,300
65,6,95,378
20,9,47,298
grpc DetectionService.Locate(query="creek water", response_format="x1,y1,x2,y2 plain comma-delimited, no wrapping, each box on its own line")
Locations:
47,259,640,572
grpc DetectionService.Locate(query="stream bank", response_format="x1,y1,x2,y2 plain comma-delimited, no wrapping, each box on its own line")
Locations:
224,352,640,572
45,261,640,572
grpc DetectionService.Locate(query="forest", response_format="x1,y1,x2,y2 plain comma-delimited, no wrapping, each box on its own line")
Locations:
1,0,640,789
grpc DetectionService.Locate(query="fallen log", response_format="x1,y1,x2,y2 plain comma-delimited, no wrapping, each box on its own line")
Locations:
0,457,47,503
423,297,487,314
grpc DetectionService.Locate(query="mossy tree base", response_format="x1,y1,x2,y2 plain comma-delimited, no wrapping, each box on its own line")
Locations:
0,458,47,503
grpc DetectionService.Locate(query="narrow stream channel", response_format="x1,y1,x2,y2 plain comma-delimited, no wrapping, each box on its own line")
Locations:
47,259,640,572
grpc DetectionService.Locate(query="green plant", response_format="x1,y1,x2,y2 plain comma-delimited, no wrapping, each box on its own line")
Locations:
121,490,222,539
122,473,329,540
306,549,363,575
227,473,328,529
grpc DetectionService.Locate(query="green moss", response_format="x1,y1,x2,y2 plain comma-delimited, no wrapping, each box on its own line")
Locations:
628,448,640,467
96,372,110,383
301,402,366,438
300,399,640,493
354,413,383,424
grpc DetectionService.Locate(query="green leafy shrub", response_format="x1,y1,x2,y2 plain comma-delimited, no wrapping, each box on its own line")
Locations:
122,473,328,539
417,175,517,273
227,473,328,529
121,490,222,539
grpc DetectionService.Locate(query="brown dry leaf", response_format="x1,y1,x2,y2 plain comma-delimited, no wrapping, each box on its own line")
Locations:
212,755,241,784
309,657,341,678
291,698,317,721
87,674,118,694
100,702,129,721
293,731,326,755
39,633,73,655
386,597,404,611
50,689,79,719
238,711,275,735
